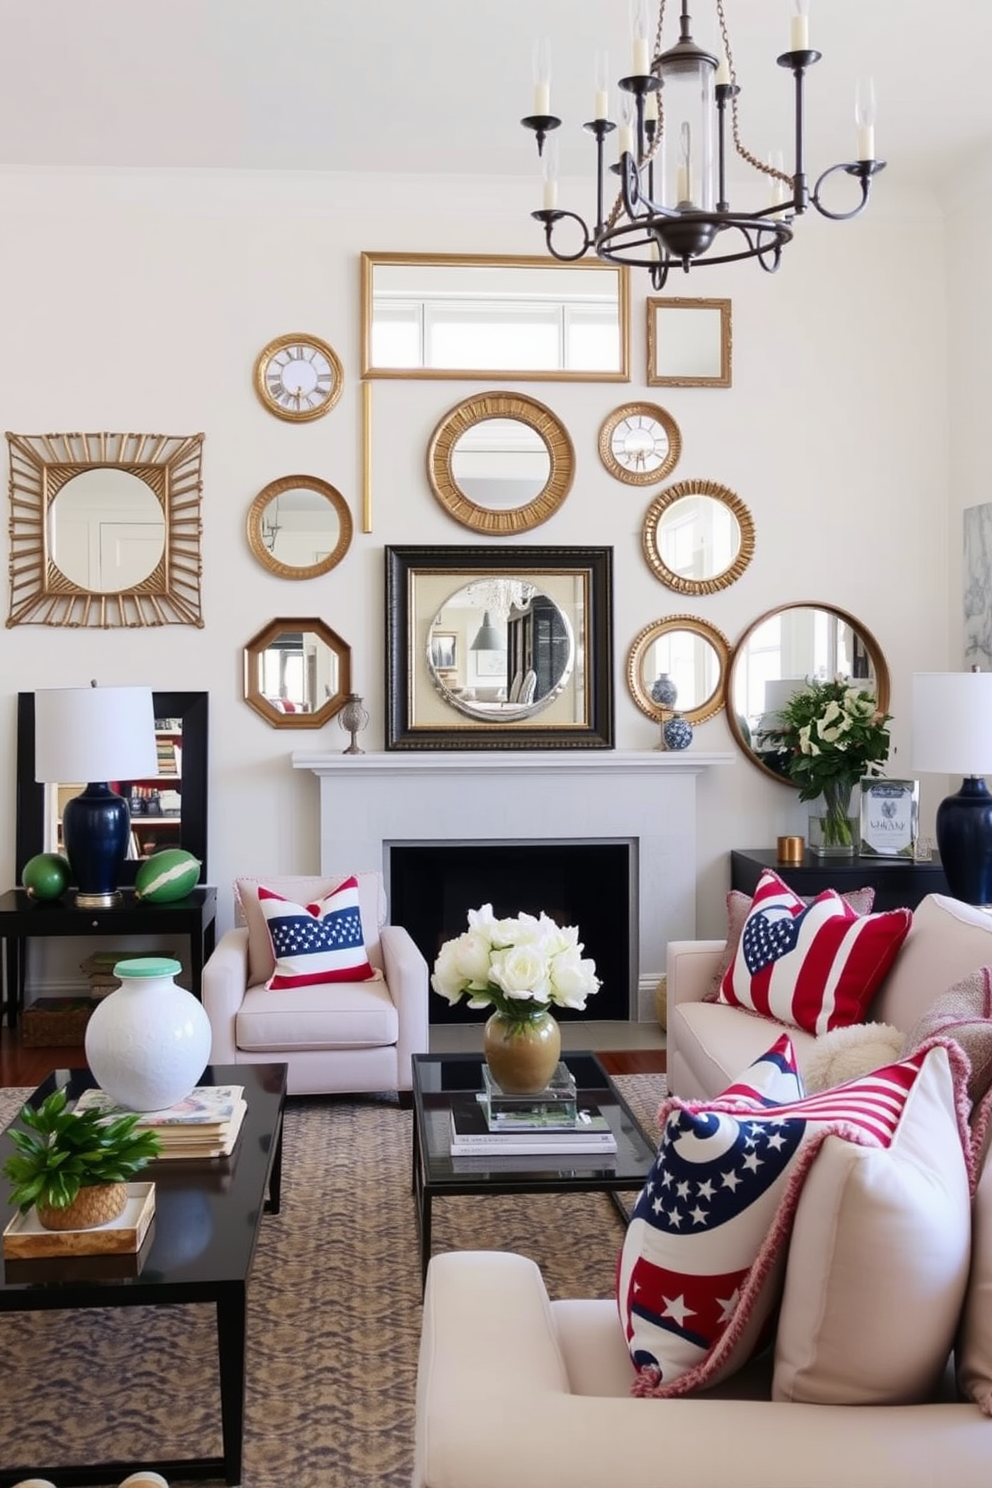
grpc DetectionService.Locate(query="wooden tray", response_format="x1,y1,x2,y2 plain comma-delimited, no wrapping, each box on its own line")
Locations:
2,1182,156,1259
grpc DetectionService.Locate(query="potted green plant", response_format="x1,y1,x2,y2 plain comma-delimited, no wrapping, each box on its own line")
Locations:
3,1088,162,1231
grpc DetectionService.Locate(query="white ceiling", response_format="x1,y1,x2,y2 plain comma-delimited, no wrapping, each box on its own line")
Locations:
0,0,985,195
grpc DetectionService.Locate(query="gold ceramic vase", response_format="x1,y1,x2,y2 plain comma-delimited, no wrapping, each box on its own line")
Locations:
483,1007,561,1095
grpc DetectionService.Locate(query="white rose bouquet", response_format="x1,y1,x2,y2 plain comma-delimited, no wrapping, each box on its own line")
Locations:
431,903,601,1019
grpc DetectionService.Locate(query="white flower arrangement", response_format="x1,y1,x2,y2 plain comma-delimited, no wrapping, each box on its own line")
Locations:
431,903,601,1018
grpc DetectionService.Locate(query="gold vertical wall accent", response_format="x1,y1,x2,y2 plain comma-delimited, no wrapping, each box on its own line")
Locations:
361,380,373,533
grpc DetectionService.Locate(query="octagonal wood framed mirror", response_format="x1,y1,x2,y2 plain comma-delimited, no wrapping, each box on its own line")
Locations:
243,617,352,728
6,431,204,628
427,391,574,535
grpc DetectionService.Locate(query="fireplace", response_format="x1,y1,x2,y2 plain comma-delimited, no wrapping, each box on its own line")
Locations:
292,749,732,1021
389,840,633,1022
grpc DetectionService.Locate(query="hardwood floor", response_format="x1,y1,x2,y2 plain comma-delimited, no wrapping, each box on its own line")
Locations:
0,1028,666,1089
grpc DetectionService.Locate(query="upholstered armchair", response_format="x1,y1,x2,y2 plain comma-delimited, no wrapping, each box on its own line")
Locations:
201,873,429,1096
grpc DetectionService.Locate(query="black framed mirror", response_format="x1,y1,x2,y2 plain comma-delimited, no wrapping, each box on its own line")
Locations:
16,690,208,883
385,545,614,750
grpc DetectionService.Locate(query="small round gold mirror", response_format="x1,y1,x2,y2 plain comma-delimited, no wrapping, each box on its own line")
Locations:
727,602,891,784
598,402,681,485
243,617,352,728
642,478,755,595
627,615,730,725
427,391,574,534
247,476,352,579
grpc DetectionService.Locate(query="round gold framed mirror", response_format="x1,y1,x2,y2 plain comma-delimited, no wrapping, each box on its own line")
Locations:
626,615,730,725
243,617,352,728
598,402,681,486
642,478,755,595
726,602,891,784
427,391,574,534
246,476,353,579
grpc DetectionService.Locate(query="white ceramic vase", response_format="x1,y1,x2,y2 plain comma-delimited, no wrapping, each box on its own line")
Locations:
84,955,212,1111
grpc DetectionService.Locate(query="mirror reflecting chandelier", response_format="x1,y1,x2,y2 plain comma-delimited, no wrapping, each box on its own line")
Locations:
521,0,884,288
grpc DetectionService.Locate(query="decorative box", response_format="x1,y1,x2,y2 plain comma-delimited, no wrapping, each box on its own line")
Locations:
21,996,95,1047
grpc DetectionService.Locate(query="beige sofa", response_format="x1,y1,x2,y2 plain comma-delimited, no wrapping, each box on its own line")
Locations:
666,892,992,1100
201,872,428,1096
413,893,992,1487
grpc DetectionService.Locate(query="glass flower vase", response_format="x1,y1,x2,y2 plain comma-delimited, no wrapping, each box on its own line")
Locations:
483,1007,561,1096
808,776,860,857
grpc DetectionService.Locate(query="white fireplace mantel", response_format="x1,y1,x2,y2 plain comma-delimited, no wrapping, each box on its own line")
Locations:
292,750,733,1020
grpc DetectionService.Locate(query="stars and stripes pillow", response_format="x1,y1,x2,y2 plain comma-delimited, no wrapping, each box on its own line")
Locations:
717,868,911,1035
617,1034,937,1398
258,878,377,989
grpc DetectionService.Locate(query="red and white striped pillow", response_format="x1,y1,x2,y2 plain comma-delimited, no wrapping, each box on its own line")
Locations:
717,868,911,1035
258,877,376,989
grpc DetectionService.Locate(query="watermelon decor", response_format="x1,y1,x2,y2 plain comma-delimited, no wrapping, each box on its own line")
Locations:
22,852,72,900
134,849,202,902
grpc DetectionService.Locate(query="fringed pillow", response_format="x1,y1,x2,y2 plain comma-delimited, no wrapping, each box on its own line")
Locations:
900,965,992,1107
706,884,876,1000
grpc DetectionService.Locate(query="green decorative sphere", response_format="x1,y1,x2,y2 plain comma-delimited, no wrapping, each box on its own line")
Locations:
134,848,202,902
22,852,72,900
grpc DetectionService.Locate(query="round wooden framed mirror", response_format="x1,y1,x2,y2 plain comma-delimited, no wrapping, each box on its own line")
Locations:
246,475,352,579
243,617,352,728
727,602,891,784
642,478,755,595
427,391,574,534
626,615,730,725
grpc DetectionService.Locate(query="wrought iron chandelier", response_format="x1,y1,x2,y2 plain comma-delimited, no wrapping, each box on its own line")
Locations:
520,0,884,288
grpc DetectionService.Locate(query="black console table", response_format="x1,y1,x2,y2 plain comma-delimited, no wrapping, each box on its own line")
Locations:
0,885,218,1029
731,849,949,914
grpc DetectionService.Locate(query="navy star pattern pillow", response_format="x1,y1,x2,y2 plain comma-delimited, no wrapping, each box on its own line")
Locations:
259,877,376,988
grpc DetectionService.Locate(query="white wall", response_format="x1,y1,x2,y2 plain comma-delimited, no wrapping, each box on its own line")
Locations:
0,167,949,964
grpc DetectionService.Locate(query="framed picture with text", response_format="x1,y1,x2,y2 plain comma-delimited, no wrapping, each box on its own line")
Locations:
859,777,919,858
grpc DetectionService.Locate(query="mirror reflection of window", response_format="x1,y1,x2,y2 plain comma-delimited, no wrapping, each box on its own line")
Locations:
258,630,339,715
450,418,551,509
48,468,165,592
658,495,740,582
645,631,721,712
735,608,864,743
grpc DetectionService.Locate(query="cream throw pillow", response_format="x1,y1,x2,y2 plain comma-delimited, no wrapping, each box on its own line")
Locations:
773,1044,971,1404
958,1146,992,1415
801,1021,905,1093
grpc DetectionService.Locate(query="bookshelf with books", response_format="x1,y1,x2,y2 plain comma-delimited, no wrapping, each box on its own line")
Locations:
73,1084,247,1159
124,719,184,860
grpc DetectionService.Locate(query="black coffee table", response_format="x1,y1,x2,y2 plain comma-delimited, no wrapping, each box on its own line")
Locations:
0,1060,288,1487
411,1052,657,1285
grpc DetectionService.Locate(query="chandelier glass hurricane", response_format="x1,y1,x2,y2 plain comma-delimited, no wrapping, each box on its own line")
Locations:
520,0,885,288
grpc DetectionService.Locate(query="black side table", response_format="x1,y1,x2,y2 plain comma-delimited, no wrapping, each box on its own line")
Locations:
730,849,949,914
0,885,218,1029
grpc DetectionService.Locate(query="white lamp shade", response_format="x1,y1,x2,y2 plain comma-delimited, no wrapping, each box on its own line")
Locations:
912,672,992,776
34,686,158,783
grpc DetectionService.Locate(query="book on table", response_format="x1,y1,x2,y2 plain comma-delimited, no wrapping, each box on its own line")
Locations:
72,1085,247,1159
449,1096,617,1156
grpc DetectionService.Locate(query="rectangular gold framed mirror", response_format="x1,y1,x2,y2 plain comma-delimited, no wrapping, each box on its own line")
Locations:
362,253,630,382
646,297,732,388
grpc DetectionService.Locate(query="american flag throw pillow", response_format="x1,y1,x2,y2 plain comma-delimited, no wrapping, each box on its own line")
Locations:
259,877,376,989
617,1036,931,1398
717,867,911,1034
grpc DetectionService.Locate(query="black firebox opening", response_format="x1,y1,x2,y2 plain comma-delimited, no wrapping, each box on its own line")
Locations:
389,841,632,1023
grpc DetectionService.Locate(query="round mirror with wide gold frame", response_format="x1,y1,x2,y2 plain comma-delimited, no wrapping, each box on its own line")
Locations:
627,615,730,725
642,478,755,595
243,617,352,728
598,402,681,486
727,602,891,784
247,475,353,579
427,391,574,534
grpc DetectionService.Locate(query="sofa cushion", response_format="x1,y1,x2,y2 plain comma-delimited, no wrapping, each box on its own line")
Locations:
235,978,399,1052
671,1001,818,1097
869,893,992,1031
773,1044,971,1404
717,869,911,1035
957,1142,992,1415
900,965,992,1107
617,1035,933,1399
258,878,377,988
708,885,876,999
235,873,386,988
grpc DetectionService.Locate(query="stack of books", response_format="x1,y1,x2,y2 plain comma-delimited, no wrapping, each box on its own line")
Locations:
73,1084,247,1159
449,1063,617,1156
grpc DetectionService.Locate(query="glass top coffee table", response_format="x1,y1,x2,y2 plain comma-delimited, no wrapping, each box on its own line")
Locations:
411,1051,657,1286
0,1060,287,1487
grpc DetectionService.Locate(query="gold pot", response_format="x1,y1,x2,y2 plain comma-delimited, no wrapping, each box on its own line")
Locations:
483,1007,561,1095
36,1181,128,1231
